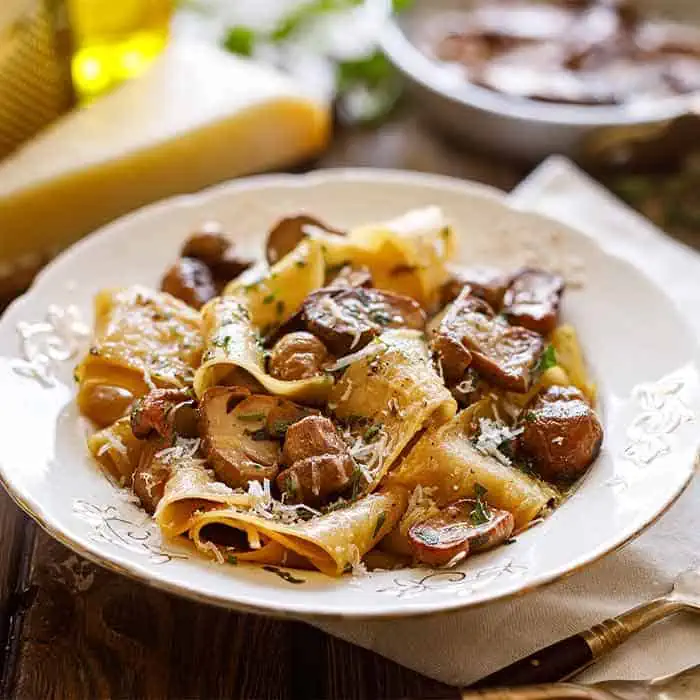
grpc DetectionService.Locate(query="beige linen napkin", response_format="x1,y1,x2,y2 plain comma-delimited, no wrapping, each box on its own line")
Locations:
316,156,700,686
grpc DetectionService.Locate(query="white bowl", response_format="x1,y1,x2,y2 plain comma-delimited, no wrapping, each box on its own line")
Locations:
0,169,698,619
381,0,700,164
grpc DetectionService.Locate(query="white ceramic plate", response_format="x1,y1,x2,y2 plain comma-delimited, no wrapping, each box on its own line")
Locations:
0,169,698,620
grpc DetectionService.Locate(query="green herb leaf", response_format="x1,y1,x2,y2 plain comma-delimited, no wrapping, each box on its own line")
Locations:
363,424,382,442
223,26,256,57
524,411,537,423
246,427,270,441
372,511,387,538
537,344,557,373
227,554,238,565
237,412,266,422
285,473,298,497
276,300,285,316
263,293,276,305
470,483,492,526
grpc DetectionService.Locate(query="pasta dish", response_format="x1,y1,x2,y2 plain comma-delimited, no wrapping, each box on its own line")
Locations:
75,207,603,576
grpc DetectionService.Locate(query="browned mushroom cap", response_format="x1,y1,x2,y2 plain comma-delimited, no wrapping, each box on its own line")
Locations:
302,287,426,356
408,499,514,567
282,415,347,464
199,387,281,488
441,265,511,310
503,268,565,335
435,289,544,393
266,214,345,266
132,441,170,515
433,332,472,385
265,399,318,440
276,453,355,507
181,223,231,264
519,385,603,482
161,257,218,310
130,389,198,442
268,331,331,381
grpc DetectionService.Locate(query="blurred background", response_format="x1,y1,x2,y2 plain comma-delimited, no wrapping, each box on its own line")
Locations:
0,0,698,306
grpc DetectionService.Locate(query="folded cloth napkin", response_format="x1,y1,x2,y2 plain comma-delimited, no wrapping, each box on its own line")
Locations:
316,156,700,687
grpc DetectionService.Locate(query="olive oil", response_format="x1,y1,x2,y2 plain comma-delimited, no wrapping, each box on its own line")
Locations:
66,0,172,100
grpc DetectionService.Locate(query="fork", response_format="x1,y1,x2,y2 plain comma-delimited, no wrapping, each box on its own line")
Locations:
470,569,700,688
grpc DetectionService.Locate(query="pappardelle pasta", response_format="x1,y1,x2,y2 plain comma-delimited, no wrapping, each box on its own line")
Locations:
76,207,603,576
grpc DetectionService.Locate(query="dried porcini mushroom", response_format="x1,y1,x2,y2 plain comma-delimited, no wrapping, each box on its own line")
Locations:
130,388,198,442
268,331,331,381
277,416,355,506
302,287,426,356
518,385,603,482
161,257,217,309
503,268,565,335
266,214,345,266
408,497,514,567
433,289,544,393
441,265,511,310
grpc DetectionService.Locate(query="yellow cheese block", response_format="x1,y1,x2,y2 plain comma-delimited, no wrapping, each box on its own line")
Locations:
0,40,330,269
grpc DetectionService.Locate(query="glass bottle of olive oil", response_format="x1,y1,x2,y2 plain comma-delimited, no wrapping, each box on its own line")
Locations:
65,0,172,100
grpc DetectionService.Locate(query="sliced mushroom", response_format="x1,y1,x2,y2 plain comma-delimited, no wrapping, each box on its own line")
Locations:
503,268,565,334
132,442,170,515
434,289,544,393
199,387,281,488
265,399,318,440
268,331,331,381
130,389,198,442
302,287,426,356
277,415,356,506
441,265,511,309
266,214,345,266
408,499,514,567
518,385,603,482
276,453,355,507
161,257,217,309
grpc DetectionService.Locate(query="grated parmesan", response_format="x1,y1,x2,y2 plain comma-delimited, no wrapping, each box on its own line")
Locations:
96,429,128,458
200,540,225,565
347,544,368,577
155,437,201,464
326,338,386,372
474,418,523,466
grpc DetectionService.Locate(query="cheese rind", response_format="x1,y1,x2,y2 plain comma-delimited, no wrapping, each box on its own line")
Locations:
0,41,330,266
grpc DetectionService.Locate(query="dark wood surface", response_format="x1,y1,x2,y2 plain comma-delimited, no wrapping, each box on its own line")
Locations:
0,112,520,700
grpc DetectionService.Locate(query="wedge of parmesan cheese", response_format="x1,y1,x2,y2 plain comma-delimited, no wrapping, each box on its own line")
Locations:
0,40,330,272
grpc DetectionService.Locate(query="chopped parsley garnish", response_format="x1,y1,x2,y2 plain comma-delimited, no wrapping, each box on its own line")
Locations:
276,300,285,316
372,512,386,538
285,474,298,498
263,293,276,305
369,309,393,325
524,411,537,423
227,554,238,565
363,424,382,442
237,412,266,422
295,260,307,269
247,428,270,441
270,419,295,439
537,344,557,372
470,484,492,526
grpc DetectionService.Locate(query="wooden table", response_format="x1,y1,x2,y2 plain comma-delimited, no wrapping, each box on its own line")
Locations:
0,109,681,699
